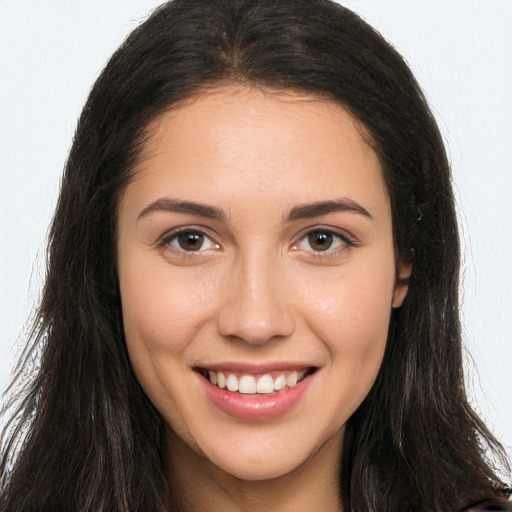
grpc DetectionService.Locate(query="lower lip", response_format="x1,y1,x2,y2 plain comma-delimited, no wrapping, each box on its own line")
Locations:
199,373,314,421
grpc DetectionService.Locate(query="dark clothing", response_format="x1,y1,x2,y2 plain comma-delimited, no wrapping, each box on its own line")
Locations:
462,497,512,511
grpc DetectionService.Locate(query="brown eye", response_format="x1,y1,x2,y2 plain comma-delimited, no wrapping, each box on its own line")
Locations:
307,231,334,251
291,229,354,257
163,230,217,252
177,231,205,251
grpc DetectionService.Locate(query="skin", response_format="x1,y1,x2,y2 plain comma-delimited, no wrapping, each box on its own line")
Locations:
117,85,410,512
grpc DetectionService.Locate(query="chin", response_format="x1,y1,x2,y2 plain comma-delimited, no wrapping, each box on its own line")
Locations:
193,421,344,483
210,452,307,482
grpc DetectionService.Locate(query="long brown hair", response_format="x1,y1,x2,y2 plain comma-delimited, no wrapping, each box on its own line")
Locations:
1,1,510,511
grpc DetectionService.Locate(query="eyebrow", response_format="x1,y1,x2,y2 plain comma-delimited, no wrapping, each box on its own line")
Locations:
138,199,227,222
285,198,373,222
137,197,373,223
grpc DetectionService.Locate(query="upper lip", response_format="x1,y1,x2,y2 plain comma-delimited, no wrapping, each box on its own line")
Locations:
194,362,316,373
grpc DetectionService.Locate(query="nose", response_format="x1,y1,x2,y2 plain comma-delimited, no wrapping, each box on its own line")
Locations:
217,256,296,346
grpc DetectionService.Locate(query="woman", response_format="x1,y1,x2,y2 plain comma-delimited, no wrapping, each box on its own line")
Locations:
1,1,510,511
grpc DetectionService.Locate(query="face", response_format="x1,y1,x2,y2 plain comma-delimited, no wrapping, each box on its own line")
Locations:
117,86,409,481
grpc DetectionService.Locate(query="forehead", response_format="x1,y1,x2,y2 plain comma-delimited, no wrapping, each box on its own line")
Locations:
125,85,388,220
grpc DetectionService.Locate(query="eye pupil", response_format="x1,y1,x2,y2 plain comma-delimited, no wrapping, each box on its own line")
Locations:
178,231,204,251
308,231,333,251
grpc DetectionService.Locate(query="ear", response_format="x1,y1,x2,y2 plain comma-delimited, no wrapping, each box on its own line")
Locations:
392,262,412,308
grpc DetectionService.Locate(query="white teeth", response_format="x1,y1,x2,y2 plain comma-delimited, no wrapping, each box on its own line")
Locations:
207,369,311,394
273,374,286,391
226,374,239,392
256,374,274,394
286,371,298,387
239,375,257,394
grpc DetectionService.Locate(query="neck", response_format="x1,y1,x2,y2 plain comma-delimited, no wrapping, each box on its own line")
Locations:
165,429,344,512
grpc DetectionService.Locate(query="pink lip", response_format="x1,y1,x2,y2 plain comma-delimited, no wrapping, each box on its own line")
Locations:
198,371,314,421
198,362,311,373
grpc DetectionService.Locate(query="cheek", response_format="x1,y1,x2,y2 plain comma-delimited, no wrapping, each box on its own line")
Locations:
119,252,218,368
302,266,394,430
302,258,395,364
118,254,221,438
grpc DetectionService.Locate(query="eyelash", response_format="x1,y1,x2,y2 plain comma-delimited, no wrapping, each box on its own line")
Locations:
157,226,357,260
291,227,357,260
158,226,220,255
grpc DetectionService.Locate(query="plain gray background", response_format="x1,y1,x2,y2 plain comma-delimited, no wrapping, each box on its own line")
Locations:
1,0,511,462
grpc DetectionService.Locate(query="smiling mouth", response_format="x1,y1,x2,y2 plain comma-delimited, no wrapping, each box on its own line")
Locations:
196,368,316,395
